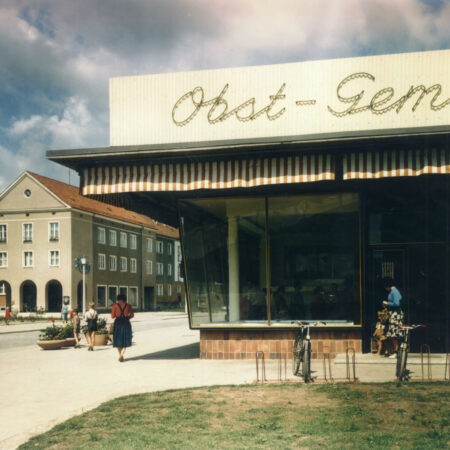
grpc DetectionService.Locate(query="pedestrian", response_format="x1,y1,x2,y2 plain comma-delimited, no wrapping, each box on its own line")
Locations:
61,302,69,323
382,278,404,357
72,307,81,348
111,294,134,362
84,301,98,351
5,307,11,325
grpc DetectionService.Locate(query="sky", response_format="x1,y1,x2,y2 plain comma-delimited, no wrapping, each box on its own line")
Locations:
0,0,449,191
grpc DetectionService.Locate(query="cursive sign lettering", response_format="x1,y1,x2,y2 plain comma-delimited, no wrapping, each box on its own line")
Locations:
172,84,286,126
328,72,450,117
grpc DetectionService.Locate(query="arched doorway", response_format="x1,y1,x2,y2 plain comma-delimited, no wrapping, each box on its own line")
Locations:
21,281,37,312
0,281,11,310
47,280,63,312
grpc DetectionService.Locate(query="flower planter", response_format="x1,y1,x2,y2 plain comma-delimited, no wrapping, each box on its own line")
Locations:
37,340,66,350
63,338,76,347
84,333,109,346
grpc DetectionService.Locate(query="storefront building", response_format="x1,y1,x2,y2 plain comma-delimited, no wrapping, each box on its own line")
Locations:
48,49,450,358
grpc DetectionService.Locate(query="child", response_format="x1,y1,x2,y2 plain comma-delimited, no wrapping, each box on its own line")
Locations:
373,308,389,356
72,308,81,348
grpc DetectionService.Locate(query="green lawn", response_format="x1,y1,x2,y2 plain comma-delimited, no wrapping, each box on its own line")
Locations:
20,382,449,449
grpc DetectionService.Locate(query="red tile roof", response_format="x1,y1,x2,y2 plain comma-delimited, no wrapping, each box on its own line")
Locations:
28,172,179,239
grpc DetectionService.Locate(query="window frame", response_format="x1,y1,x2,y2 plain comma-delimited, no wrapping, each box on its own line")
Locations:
145,260,153,275
146,238,153,252
120,232,127,248
120,256,127,272
49,250,60,267
109,255,117,271
0,251,8,268
23,223,33,243
96,285,107,308
109,230,117,246
0,224,7,243
156,241,164,254
23,250,34,268
130,234,137,250
156,262,164,276
97,227,106,244
130,257,137,273
48,222,60,242
157,284,164,296
128,286,139,307
98,253,106,270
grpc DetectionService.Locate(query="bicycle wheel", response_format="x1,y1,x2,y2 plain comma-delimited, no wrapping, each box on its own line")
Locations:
303,341,312,383
292,335,303,376
397,348,408,381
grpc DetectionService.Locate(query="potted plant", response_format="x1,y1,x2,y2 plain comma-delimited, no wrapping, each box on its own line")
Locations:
81,318,110,346
37,318,66,350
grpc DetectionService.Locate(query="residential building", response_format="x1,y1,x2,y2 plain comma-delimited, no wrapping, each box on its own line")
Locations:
0,172,183,312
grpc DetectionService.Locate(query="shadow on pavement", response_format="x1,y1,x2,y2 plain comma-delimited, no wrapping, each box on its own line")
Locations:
126,342,200,360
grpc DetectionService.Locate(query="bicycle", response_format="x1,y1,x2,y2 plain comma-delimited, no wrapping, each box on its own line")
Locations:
292,321,324,382
395,324,425,381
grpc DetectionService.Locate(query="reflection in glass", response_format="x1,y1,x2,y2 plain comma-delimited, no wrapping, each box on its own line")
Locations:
180,198,267,326
268,194,360,324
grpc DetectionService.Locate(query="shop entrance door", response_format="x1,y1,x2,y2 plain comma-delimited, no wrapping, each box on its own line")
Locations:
368,246,436,353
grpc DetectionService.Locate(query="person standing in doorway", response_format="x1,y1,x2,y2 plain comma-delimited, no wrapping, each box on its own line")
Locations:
111,294,134,362
61,302,69,323
84,301,98,351
382,278,404,357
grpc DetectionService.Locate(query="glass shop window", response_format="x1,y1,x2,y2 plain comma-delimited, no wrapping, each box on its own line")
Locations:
268,193,360,325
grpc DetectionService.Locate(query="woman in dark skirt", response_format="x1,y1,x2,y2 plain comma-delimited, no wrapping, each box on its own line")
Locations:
111,294,134,362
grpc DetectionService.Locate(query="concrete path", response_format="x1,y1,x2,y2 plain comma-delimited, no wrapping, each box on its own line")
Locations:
0,314,448,449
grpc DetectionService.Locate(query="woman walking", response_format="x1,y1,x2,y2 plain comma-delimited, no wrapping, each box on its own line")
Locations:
382,278,404,357
84,301,98,351
111,294,134,362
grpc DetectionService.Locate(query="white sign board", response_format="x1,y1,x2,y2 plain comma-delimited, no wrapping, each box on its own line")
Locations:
110,50,450,147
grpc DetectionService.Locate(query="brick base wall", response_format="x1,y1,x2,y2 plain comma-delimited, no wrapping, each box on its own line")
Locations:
200,329,362,360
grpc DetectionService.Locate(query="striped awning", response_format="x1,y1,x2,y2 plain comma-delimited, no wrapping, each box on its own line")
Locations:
343,149,450,180
81,155,335,195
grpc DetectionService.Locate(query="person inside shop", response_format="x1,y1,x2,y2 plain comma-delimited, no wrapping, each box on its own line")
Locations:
382,277,404,357
84,301,98,351
111,293,134,362
272,286,289,320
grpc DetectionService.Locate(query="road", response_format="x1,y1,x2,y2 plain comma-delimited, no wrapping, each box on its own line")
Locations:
0,313,190,349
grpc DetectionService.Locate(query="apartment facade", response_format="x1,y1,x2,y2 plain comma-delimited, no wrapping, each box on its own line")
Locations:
0,172,182,312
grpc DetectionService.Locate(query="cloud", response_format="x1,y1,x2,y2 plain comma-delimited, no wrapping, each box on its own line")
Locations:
0,0,449,191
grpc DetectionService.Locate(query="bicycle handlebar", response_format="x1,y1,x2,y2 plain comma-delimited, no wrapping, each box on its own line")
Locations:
398,324,426,330
291,321,327,327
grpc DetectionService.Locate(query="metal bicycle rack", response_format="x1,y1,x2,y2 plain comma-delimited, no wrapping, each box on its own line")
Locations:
255,351,266,383
445,354,450,381
420,344,432,381
322,346,334,382
345,347,358,382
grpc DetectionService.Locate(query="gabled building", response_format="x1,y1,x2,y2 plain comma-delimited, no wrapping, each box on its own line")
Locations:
0,171,184,313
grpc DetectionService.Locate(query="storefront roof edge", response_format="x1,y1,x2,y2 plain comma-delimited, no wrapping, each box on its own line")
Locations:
47,125,450,171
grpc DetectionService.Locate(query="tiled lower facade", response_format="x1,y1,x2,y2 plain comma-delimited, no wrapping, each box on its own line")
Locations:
200,329,362,360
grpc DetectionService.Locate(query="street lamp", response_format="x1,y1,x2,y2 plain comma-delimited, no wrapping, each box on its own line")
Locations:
80,257,87,314
75,257,90,314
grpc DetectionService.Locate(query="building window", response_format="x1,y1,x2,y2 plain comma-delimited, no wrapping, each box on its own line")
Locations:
120,256,127,272
146,260,153,275
97,285,107,308
0,283,5,294
167,263,172,277
0,224,7,243
146,238,153,252
167,284,172,296
157,262,164,275
23,223,33,242
109,230,117,246
0,252,7,268
119,286,128,298
109,255,117,271
156,241,164,254
108,286,118,306
23,251,33,267
120,232,127,248
130,258,137,273
129,287,138,307
157,284,164,296
98,253,106,270
167,243,172,255
49,250,60,267
130,234,137,250
49,222,59,241
97,227,106,244
177,285,182,294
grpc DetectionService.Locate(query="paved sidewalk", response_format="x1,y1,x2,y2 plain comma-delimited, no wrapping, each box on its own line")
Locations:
0,314,448,449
